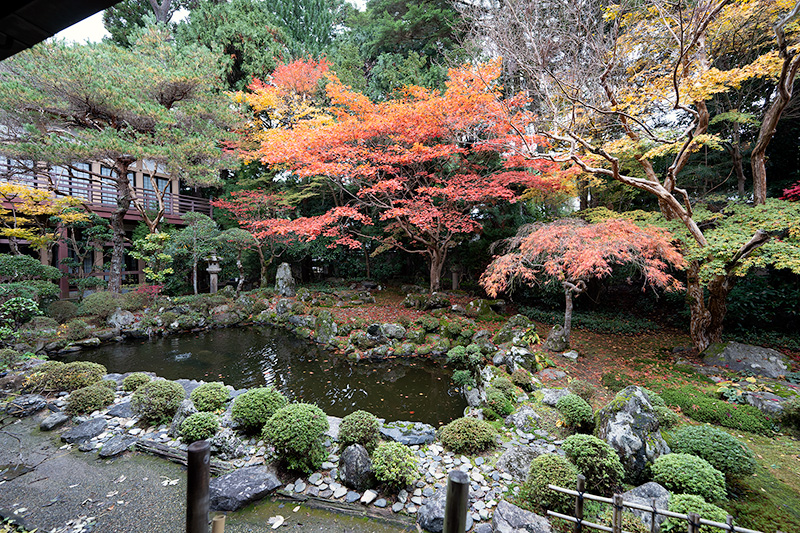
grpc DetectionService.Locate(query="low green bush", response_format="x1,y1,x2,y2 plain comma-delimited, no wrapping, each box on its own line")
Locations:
555,394,594,429
180,412,220,443
669,425,756,478
131,380,186,425
0,348,20,370
654,405,680,429
190,382,229,412
446,345,481,369
61,318,91,342
569,379,596,401
20,315,59,334
29,361,106,392
780,396,800,431
122,372,151,392
651,453,726,501
485,388,514,418
79,291,121,320
600,509,649,533
662,495,729,533
100,379,118,390
372,441,418,491
562,434,624,495
231,387,288,433
491,377,517,399
511,368,534,391
520,454,578,514
47,300,78,323
452,369,475,387
660,386,772,435
439,417,497,454
601,370,630,392
0,297,42,328
0,280,59,306
262,403,329,474
338,410,380,452
67,384,115,414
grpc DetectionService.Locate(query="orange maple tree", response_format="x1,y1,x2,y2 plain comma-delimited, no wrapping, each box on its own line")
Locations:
480,218,684,347
238,60,564,291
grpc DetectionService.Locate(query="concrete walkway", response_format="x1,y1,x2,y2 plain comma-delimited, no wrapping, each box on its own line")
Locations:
0,415,413,533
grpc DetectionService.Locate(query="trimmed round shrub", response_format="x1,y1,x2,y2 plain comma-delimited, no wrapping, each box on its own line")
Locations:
338,410,380,452
31,361,106,392
485,388,514,418
654,405,680,429
180,412,220,443
569,379,596,401
373,441,418,491
100,379,118,391
511,368,534,392
0,348,20,369
642,388,666,407
600,509,649,533
131,380,186,425
660,386,771,435
47,300,78,323
662,494,729,533
491,377,517,399
122,372,151,392
651,453,726,501
555,393,594,429
262,403,329,474
62,318,91,342
669,425,756,478
21,315,59,333
779,396,800,431
520,454,578,514
79,291,121,320
190,382,229,412
562,434,624,495
231,387,288,433
66,384,115,414
439,417,497,454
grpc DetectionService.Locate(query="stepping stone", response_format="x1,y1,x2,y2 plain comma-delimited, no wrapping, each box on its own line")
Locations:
333,487,347,499
392,502,404,513
40,412,70,431
99,436,137,458
374,499,387,508
345,491,360,503
62,418,107,444
361,490,377,505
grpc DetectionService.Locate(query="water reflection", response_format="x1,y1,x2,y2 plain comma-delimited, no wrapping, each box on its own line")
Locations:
65,326,466,426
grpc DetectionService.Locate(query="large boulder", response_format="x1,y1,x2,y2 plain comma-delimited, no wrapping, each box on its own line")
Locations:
275,262,296,297
339,444,374,491
465,299,501,321
40,412,70,431
61,418,107,444
492,500,552,533
541,388,570,407
99,435,138,458
108,309,136,329
492,315,534,345
702,341,790,378
417,488,446,532
379,421,437,445
381,323,407,340
169,399,198,438
209,427,247,460
541,325,569,352
621,482,671,532
314,310,338,344
505,405,541,433
743,391,786,416
496,445,544,482
209,465,282,512
402,292,450,310
596,386,670,484
5,394,47,417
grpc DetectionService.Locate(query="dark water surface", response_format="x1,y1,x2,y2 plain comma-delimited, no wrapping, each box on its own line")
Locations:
67,326,466,426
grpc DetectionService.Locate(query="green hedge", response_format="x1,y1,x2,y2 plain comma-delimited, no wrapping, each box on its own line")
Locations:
660,386,772,435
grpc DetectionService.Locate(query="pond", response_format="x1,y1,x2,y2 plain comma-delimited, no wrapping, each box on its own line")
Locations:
65,326,467,426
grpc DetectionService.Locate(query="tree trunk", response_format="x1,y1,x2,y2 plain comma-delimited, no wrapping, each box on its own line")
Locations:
429,249,446,293
7,238,21,255
563,285,574,346
256,245,268,288
729,125,747,197
192,259,198,295
235,253,244,295
107,160,134,293
364,246,371,279
148,0,172,23
686,262,736,353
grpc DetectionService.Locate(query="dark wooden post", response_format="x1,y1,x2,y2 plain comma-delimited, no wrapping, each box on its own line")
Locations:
443,470,469,533
612,494,623,533
187,440,210,533
574,475,585,533
687,512,700,533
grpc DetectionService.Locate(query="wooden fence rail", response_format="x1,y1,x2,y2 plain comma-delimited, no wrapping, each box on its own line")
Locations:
547,475,783,533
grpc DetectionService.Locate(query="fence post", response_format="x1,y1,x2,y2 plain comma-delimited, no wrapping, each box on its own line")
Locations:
187,440,211,533
574,475,585,533
211,514,225,533
612,494,623,533
687,512,700,533
443,470,470,533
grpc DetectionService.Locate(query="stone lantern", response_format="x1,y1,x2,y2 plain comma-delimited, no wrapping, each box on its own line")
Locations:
207,252,222,293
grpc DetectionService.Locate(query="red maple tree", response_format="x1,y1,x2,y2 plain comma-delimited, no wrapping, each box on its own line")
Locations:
480,218,684,347
781,181,800,201
238,60,564,291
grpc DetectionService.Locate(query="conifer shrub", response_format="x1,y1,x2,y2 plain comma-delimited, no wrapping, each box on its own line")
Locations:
439,417,497,454
562,434,624,495
79,291,121,320
662,495,729,533
512,368,534,391
651,453,726,502
520,454,578,514
452,369,475,387
669,425,756,478
555,393,594,429
122,372,151,392
338,410,380,452
262,403,329,474
29,361,106,392
180,412,220,443
485,388,514,418
660,386,771,435
100,379,118,391
131,380,186,425
66,384,115,414
373,441,418,491
46,300,78,323
190,382,229,412
62,318,91,341
491,377,517,399
231,387,288,433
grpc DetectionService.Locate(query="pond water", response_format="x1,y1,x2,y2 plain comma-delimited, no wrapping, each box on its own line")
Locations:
66,326,466,426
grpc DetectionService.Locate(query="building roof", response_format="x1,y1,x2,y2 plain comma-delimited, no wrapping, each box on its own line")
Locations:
0,0,119,61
